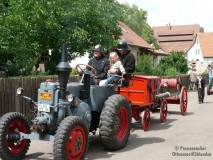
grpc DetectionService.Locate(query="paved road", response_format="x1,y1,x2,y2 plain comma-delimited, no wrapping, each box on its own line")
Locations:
23,89,213,160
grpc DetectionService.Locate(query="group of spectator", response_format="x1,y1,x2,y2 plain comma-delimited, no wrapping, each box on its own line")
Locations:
188,62,213,104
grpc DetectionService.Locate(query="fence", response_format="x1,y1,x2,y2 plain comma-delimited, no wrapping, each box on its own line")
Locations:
0,74,208,119
0,76,78,119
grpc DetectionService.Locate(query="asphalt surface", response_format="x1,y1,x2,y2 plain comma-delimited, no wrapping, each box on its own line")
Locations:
23,89,213,160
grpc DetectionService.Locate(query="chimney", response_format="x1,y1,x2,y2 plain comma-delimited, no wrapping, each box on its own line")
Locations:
168,23,172,30
56,44,72,99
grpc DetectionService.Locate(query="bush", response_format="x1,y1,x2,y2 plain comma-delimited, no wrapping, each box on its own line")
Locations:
136,54,154,75
164,67,180,76
154,66,165,76
156,51,188,74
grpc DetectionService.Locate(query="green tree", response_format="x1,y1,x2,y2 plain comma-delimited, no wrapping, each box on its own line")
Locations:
136,54,154,75
121,4,159,49
0,0,123,76
155,51,188,76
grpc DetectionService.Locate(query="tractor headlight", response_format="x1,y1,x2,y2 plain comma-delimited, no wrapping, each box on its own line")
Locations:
67,94,74,102
17,87,24,95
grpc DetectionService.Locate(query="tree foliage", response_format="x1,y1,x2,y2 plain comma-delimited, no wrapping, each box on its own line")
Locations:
121,4,159,49
155,51,188,76
0,0,123,76
136,54,154,75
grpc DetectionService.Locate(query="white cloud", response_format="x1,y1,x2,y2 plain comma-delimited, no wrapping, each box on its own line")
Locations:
117,0,213,32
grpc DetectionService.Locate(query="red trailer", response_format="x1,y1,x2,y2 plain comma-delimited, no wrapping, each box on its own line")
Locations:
159,77,188,115
119,75,188,131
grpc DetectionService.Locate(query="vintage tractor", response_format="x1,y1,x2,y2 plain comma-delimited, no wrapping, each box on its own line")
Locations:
0,44,132,160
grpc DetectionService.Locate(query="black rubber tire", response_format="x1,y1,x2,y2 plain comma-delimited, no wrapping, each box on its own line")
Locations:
0,112,31,160
99,94,131,151
53,116,89,160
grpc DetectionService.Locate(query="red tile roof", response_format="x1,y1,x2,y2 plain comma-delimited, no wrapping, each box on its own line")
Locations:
198,32,213,57
119,22,154,49
153,24,200,53
151,49,169,56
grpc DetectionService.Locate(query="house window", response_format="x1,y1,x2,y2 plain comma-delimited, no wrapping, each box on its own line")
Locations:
198,49,200,54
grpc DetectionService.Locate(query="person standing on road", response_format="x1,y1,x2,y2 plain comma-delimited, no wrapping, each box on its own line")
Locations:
188,67,198,91
207,63,213,84
195,73,205,104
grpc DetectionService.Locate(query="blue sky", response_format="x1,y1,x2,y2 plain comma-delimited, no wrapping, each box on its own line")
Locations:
117,0,213,32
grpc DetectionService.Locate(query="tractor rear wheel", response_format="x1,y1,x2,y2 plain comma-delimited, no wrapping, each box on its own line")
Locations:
53,116,88,160
99,94,131,151
0,112,31,160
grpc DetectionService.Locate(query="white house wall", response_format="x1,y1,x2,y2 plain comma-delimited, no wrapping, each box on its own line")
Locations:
129,45,140,59
187,37,204,62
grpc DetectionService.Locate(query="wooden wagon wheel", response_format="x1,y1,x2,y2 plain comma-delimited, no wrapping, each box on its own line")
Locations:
180,86,188,115
140,108,150,131
160,99,168,123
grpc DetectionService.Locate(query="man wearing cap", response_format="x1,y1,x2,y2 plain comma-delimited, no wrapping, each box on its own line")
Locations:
88,44,109,85
116,39,136,87
117,40,135,74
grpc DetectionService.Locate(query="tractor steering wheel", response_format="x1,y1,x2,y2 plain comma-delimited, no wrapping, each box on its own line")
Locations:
76,64,97,77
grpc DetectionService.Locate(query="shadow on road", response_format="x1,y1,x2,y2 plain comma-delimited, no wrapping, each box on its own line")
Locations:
131,117,177,132
168,111,194,116
86,134,165,160
24,152,53,160
202,101,211,104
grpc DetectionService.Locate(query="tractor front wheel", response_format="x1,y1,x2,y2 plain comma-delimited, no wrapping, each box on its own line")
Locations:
0,112,31,160
99,94,131,151
53,116,89,160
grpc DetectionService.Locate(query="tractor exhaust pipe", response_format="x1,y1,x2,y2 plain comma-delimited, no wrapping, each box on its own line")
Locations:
56,44,72,99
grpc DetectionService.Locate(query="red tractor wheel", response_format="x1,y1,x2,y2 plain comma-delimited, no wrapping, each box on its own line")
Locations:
141,108,150,131
160,99,168,123
0,112,31,160
53,116,89,160
99,94,131,151
180,86,188,115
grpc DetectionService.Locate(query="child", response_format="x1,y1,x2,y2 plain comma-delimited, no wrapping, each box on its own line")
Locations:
99,52,125,86
195,73,205,104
